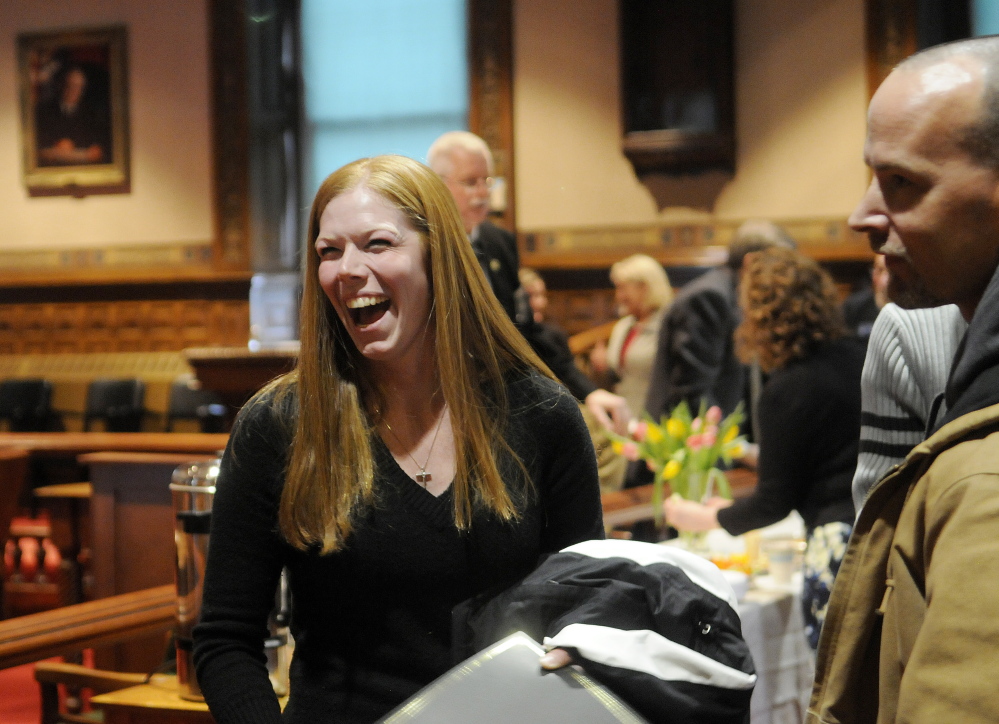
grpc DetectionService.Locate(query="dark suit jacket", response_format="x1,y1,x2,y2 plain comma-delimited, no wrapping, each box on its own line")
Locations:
526,322,597,401
473,221,521,322
841,287,880,341
644,266,747,422
473,221,596,401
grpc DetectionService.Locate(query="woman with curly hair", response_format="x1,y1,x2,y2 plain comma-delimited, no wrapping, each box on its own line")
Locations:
665,246,863,648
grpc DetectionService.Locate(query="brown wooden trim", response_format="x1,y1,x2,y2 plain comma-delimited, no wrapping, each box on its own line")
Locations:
524,247,730,271
468,0,515,231
866,0,918,97
0,585,176,670
0,433,229,456
567,321,617,356
34,661,147,692
0,273,251,304
209,0,252,270
520,217,874,271
78,451,220,466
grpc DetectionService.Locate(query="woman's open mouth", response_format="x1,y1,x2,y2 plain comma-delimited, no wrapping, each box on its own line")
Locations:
347,295,391,327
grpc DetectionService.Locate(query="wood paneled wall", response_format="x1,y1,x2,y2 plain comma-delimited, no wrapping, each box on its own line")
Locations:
0,273,250,355
0,300,248,355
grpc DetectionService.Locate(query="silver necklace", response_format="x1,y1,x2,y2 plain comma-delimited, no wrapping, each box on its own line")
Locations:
383,408,446,486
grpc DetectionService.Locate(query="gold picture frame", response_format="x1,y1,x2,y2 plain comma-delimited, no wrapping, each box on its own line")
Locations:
18,25,130,197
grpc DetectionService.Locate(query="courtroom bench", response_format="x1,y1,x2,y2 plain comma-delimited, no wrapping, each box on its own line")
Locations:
0,351,200,432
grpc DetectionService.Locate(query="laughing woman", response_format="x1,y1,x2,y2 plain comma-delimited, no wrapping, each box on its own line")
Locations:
193,156,604,724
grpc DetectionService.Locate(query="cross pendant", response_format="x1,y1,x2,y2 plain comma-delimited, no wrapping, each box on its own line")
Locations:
416,471,432,485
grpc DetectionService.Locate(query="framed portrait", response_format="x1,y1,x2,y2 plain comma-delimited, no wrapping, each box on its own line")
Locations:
17,25,130,197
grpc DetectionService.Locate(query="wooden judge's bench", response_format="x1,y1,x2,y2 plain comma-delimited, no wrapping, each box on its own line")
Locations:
183,345,298,415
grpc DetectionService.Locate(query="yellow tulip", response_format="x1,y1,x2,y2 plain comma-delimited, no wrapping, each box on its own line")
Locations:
665,418,686,439
611,440,624,455
722,426,739,444
662,459,681,480
646,424,664,443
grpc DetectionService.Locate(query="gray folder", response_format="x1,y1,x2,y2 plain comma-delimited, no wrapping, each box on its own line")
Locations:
379,632,648,723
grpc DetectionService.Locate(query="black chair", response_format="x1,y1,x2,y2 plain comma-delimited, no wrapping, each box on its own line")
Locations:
83,379,145,432
166,377,227,433
0,379,54,432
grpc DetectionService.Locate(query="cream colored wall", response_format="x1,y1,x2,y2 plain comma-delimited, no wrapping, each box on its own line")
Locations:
514,0,869,230
0,0,212,251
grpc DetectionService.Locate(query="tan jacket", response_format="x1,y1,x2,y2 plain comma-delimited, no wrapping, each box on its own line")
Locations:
808,402,999,723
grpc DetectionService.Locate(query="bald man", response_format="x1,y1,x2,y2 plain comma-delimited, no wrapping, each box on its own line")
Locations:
809,36,999,723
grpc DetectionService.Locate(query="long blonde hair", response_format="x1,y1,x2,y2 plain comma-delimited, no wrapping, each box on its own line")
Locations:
609,254,674,316
266,155,551,553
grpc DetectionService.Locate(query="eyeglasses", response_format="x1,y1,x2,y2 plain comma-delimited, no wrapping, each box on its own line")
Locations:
444,175,494,191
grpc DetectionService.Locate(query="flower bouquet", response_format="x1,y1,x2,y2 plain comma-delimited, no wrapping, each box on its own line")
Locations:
611,400,747,539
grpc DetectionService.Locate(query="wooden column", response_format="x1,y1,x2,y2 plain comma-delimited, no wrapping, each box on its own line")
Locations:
468,0,515,231
866,0,919,97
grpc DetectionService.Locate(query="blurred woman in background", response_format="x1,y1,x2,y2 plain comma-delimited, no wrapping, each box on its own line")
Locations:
664,247,862,648
591,254,673,420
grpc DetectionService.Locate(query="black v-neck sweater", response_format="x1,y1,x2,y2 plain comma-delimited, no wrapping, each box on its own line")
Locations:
717,338,864,535
193,372,604,724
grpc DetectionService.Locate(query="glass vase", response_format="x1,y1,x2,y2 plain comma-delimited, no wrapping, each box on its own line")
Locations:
677,469,713,555
677,530,711,557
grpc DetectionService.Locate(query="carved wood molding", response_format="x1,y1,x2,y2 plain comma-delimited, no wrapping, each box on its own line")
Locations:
209,0,252,270
0,242,227,286
520,216,872,270
468,0,515,230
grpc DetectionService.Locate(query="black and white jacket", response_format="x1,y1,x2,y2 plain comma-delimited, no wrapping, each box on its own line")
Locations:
453,539,756,724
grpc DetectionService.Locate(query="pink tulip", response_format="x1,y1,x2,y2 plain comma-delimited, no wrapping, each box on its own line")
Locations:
621,442,641,461
706,406,722,425
702,430,717,447
687,433,703,451
628,420,648,442
691,417,703,432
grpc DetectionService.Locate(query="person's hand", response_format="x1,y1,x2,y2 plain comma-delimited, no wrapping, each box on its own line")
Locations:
589,341,609,374
584,388,631,435
539,647,574,670
663,493,729,532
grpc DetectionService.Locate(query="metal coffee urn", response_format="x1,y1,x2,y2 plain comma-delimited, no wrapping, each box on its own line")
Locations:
171,458,220,701
171,458,294,702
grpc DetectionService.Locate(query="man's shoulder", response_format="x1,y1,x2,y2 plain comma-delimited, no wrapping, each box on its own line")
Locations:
930,414,999,462
906,403,999,494
477,220,516,248
665,267,736,326
672,267,734,304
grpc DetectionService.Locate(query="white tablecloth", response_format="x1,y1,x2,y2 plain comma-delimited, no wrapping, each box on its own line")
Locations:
739,577,814,724
669,514,814,723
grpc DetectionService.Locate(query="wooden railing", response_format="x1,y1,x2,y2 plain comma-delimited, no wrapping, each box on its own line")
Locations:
567,320,617,357
0,585,176,670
